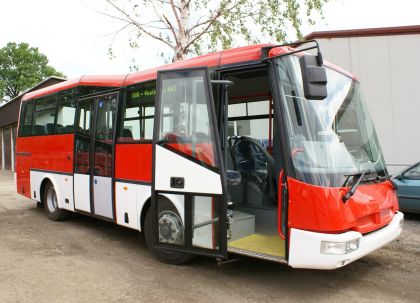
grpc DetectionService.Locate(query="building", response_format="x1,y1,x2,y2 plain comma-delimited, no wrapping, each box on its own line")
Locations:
305,25,420,174
0,76,65,171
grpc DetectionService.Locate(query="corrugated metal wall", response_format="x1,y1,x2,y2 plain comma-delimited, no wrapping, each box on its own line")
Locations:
3,128,11,170
314,34,420,174
0,131,2,169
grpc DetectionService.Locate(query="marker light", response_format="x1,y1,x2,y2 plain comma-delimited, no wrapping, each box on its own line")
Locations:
320,239,360,255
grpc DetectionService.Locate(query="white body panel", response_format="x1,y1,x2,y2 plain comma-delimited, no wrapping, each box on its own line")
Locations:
74,173,91,213
155,145,222,194
115,181,142,230
30,170,74,211
113,181,187,232
288,211,404,269
93,175,113,218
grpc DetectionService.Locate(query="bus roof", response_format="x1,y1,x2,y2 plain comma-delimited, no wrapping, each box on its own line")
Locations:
21,43,355,101
22,44,276,101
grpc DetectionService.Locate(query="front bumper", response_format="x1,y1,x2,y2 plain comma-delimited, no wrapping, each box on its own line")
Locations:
288,211,404,269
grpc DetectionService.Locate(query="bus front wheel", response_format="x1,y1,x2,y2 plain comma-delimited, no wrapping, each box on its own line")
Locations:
144,204,193,265
43,181,70,221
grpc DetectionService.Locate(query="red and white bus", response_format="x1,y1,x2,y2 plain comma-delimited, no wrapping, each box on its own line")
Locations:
15,43,403,269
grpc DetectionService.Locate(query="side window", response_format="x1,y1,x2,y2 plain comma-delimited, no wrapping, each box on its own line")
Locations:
32,96,57,135
118,82,156,142
406,164,420,180
56,94,77,134
18,101,34,136
228,100,274,150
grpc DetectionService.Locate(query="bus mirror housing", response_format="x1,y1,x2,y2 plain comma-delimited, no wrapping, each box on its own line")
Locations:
300,54,327,100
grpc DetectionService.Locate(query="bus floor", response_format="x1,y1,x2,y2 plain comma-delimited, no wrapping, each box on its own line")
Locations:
227,211,285,260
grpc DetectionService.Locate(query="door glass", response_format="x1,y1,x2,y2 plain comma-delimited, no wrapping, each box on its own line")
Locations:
153,69,226,257
94,94,117,177
75,100,93,174
156,194,221,250
192,196,220,250
158,70,218,168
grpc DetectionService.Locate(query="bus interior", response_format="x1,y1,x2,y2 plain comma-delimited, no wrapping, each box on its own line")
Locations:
221,68,285,260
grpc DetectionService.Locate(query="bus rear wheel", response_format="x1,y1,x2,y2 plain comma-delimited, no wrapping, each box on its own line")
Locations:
43,181,70,221
144,204,193,265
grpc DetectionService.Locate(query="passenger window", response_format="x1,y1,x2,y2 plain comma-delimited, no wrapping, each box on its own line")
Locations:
18,101,34,136
32,96,57,135
118,82,156,142
56,94,77,134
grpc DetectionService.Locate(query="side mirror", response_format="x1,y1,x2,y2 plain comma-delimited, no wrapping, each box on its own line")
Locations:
395,174,404,181
300,54,327,100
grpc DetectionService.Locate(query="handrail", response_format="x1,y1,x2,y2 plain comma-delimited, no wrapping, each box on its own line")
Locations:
277,169,286,239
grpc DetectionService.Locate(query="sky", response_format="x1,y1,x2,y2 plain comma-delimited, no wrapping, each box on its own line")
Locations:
1,0,420,79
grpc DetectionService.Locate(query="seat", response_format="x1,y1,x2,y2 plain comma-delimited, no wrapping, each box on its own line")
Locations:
63,125,74,134
45,123,55,134
122,128,133,138
33,125,45,136
229,136,277,208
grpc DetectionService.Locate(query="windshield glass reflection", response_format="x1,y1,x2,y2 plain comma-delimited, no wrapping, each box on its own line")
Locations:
276,56,387,187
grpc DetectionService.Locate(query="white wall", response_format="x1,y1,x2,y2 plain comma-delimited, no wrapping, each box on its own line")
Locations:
315,34,420,174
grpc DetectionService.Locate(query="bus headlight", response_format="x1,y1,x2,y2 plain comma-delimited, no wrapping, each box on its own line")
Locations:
320,239,360,255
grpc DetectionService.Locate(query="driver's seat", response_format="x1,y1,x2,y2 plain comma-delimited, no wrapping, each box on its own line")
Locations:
228,136,277,208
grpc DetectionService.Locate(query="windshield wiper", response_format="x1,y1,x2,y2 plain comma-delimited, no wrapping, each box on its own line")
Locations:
342,172,366,203
360,172,398,189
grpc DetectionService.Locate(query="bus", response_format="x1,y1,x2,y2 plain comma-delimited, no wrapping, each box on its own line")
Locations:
15,42,403,269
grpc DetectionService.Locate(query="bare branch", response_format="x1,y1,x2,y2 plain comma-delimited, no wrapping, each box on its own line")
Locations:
169,0,183,34
162,14,179,47
105,0,175,49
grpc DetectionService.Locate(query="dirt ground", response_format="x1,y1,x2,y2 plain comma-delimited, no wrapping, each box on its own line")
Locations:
0,171,419,303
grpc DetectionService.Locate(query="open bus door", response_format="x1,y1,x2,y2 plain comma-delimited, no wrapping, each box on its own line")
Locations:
151,67,228,259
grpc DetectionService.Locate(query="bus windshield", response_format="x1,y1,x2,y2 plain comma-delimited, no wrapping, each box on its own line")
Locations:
275,55,387,187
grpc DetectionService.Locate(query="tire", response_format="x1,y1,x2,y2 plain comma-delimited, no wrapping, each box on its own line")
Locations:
43,181,70,221
144,201,194,265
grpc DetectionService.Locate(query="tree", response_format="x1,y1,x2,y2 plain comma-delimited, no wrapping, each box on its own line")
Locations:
0,42,66,103
101,0,328,63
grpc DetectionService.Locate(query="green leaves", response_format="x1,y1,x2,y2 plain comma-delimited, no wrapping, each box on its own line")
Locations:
0,42,65,102
104,0,329,62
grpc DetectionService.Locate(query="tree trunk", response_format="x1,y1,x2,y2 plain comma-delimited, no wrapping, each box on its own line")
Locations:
173,0,190,62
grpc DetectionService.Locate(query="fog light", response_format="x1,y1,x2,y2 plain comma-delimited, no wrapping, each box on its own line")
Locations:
320,239,360,255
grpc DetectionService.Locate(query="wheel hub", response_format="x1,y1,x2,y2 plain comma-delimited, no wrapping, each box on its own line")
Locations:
158,211,183,244
46,187,58,213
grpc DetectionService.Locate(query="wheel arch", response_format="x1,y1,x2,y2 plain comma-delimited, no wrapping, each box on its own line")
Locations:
139,193,185,232
39,176,60,204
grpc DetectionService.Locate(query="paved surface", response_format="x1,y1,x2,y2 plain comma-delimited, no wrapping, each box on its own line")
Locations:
0,171,419,303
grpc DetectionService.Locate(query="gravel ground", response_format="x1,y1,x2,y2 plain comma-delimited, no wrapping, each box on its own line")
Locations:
0,171,419,303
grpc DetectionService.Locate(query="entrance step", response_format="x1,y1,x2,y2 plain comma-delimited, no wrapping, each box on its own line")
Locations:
229,210,255,241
